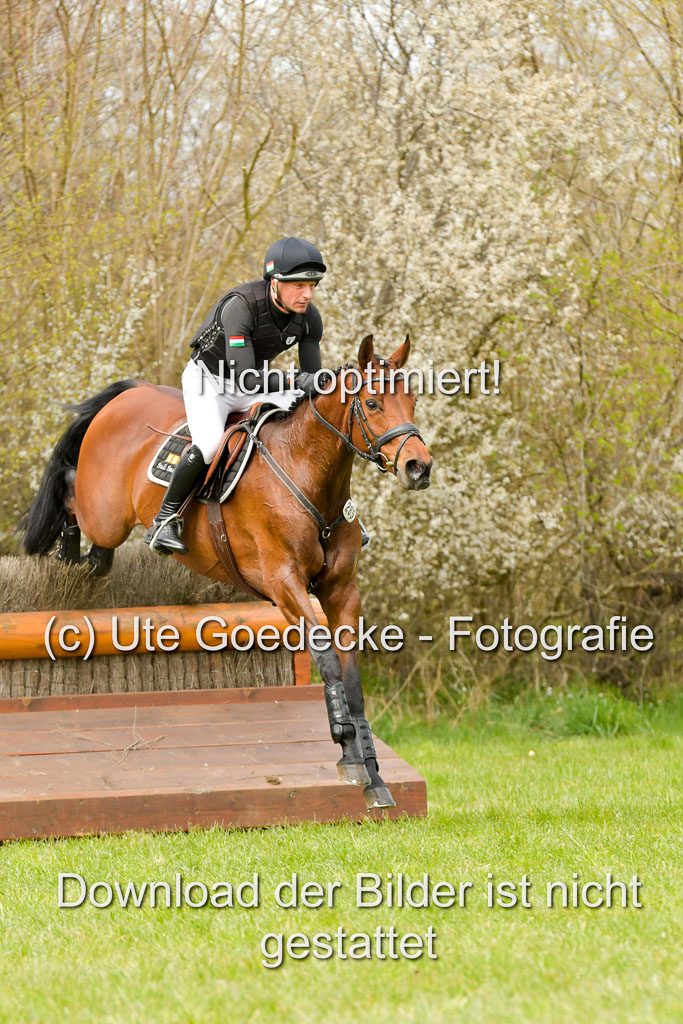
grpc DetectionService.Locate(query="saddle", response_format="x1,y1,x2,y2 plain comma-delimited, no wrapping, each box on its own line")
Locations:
146,402,282,602
147,402,281,502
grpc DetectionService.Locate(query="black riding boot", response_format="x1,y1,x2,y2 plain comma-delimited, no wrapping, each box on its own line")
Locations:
144,444,206,555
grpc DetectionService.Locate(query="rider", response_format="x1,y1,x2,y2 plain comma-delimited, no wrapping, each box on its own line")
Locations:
145,236,327,555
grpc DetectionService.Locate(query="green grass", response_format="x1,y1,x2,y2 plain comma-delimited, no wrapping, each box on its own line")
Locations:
0,694,681,1024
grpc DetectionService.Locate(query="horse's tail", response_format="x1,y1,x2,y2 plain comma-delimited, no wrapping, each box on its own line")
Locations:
21,380,139,555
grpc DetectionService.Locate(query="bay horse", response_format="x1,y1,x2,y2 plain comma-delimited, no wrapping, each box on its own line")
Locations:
22,335,432,809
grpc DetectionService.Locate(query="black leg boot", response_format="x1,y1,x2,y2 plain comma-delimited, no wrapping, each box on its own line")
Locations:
144,444,206,555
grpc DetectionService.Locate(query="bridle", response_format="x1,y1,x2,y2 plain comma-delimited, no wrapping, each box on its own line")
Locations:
308,363,424,475
243,361,425,557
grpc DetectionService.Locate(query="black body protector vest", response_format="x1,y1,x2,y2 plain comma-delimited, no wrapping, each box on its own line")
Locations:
189,279,308,376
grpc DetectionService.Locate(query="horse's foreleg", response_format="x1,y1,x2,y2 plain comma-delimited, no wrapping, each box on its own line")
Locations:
268,576,371,788
317,578,396,810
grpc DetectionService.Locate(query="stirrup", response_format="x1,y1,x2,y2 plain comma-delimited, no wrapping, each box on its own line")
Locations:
145,513,185,554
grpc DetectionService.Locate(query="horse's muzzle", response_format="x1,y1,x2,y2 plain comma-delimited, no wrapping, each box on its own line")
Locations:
403,458,432,490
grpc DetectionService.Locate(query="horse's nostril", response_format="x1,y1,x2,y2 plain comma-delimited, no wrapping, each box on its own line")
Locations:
404,459,432,489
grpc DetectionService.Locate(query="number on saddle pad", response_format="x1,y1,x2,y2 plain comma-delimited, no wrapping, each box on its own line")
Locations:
148,425,191,486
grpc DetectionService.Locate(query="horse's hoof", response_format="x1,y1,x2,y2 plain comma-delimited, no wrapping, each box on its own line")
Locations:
337,761,372,786
364,784,396,810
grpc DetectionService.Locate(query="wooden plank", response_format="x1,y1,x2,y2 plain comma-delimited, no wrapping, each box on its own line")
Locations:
0,698,322,732
0,683,323,715
0,699,324,739
0,718,335,756
0,774,427,839
0,736,402,784
1,756,422,800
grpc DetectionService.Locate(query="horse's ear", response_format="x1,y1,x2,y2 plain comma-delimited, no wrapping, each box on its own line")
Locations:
358,334,374,367
390,333,411,368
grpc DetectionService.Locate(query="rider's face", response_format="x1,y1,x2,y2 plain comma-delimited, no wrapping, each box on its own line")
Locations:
273,280,317,313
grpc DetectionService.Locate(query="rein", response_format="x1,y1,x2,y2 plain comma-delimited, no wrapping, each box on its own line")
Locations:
246,367,424,544
243,425,352,545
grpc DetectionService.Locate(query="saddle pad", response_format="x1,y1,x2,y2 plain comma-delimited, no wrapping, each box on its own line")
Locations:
146,407,282,502
147,423,191,486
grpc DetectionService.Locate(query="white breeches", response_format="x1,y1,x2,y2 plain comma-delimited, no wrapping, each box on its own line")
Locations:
181,359,303,463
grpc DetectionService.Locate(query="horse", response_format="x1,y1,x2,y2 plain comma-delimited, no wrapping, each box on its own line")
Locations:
21,334,432,809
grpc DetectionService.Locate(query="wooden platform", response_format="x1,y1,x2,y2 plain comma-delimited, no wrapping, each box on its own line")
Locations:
0,685,427,840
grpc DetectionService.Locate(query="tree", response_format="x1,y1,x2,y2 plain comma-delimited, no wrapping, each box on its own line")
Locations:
0,0,323,536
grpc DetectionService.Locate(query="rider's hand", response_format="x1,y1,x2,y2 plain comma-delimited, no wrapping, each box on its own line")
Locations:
295,370,331,396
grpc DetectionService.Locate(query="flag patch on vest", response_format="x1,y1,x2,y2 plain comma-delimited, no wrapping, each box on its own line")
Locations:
228,336,245,346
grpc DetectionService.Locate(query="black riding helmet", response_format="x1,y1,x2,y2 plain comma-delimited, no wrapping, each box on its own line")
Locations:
263,237,326,282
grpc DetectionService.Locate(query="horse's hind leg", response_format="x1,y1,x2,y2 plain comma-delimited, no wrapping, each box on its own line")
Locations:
57,472,82,564
56,467,114,576
56,521,114,578
59,479,115,577
57,517,81,564
85,544,115,577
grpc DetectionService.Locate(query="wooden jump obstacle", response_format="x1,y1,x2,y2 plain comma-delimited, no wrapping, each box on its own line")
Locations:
0,602,427,840
0,602,310,698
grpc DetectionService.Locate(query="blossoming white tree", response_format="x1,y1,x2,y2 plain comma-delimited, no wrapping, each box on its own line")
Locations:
285,0,681,686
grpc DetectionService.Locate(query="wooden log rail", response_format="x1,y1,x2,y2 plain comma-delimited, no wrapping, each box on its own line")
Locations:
0,601,327,690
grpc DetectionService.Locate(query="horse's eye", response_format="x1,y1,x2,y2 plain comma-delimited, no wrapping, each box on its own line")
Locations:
365,399,382,411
